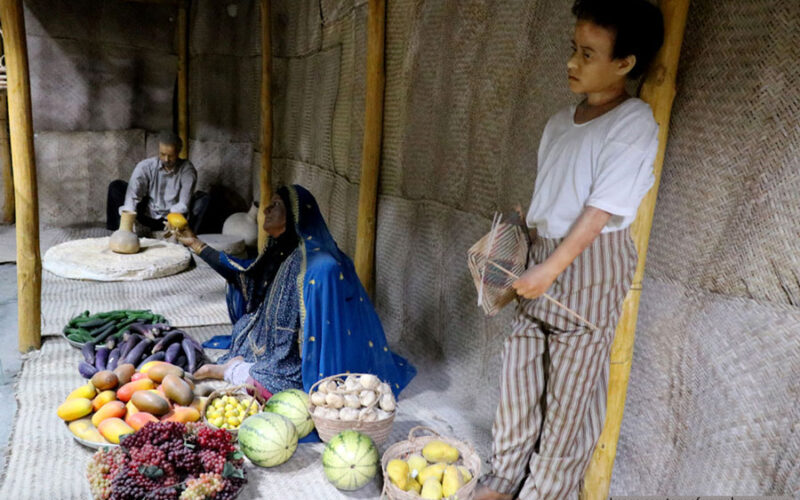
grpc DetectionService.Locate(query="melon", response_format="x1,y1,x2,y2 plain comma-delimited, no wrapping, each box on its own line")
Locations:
322,430,379,491
238,412,298,467
263,389,315,438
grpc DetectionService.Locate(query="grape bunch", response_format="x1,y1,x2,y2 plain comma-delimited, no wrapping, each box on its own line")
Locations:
86,422,247,500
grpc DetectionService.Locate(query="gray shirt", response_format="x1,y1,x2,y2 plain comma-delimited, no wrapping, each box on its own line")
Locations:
120,157,198,220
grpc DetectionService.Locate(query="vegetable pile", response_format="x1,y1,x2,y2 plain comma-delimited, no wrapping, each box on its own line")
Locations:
64,309,166,345
86,421,246,500
309,373,396,422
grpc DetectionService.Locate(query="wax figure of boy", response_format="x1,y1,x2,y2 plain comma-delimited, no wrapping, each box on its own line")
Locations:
476,1,664,499
106,131,209,233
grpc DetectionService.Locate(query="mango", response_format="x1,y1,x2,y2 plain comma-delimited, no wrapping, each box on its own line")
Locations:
417,463,447,484
126,400,140,417
162,373,193,406
458,465,473,483
442,465,465,497
162,405,200,423
68,417,109,444
92,400,126,427
422,440,459,464
189,397,207,414
420,477,443,500
140,360,172,375
407,454,428,478
387,459,410,490
405,477,422,494
126,411,159,431
113,364,135,385
67,383,96,401
131,390,171,416
91,370,119,391
91,390,117,412
116,378,155,402
147,363,184,384
57,397,93,421
98,417,135,444
131,372,149,382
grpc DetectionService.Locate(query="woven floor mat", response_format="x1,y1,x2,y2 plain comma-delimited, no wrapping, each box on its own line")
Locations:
0,336,492,499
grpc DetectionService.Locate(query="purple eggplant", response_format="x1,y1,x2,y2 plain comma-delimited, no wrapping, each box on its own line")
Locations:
119,334,141,361
181,338,198,373
95,347,110,371
164,342,182,364
152,331,184,353
136,351,165,369
79,361,98,379
128,323,149,336
107,347,121,371
81,341,96,365
173,354,188,372
124,338,152,366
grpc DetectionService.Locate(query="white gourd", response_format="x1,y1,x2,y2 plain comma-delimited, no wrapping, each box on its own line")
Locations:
325,392,345,409
359,374,380,390
379,393,396,412
313,406,328,418
344,394,361,409
359,390,378,407
344,375,363,392
324,408,340,420
310,391,327,406
322,380,338,394
339,407,359,421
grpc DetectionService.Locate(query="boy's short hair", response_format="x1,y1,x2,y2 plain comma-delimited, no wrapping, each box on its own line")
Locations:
157,130,183,150
572,0,664,79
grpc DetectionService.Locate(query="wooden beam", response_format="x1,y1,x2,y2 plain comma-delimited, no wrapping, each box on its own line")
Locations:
580,1,691,499
256,0,272,250
0,0,42,352
0,37,14,224
354,0,386,295
177,0,188,159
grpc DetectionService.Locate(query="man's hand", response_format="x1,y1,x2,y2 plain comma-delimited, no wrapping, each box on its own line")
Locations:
512,262,559,299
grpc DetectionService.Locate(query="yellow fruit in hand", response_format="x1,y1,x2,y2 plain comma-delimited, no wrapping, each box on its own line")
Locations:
422,440,460,464
442,465,465,497
166,212,188,230
405,477,422,494
417,463,447,484
420,477,443,500
387,459,410,490
407,454,428,478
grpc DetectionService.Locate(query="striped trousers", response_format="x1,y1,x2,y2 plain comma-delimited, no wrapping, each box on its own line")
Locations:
481,229,637,499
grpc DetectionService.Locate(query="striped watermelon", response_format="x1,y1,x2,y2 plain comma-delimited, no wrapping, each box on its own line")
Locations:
322,430,379,491
238,412,298,467
263,389,314,438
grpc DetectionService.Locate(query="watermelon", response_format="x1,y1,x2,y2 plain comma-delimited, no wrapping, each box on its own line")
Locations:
238,412,298,467
263,389,315,438
322,430,379,491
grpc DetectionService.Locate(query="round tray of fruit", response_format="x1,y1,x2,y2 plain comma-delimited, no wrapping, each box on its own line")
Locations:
86,421,247,500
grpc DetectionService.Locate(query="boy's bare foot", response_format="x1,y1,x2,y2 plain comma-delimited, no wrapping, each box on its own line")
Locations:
474,485,513,500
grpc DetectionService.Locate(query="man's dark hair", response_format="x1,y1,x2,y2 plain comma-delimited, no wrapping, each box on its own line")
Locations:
157,130,183,150
572,0,664,79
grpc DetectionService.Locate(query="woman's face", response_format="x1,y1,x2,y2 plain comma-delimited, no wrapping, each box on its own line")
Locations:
263,195,287,237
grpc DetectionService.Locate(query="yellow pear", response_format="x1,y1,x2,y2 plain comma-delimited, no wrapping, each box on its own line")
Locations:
458,465,473,483
417,462,447,484
420,477,444,500
422,440,460,464
442,465,465,497
405,477,422,493
407,453,428,478
386,459,410,490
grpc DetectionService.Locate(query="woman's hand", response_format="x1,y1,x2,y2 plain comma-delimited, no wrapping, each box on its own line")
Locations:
175,228,206,253
512,263,559,299
192,356,244,381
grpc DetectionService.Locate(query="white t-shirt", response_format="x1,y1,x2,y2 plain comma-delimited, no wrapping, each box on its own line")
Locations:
525,98,658,238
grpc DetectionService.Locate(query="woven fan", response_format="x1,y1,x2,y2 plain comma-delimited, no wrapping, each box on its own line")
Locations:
467,213,597,329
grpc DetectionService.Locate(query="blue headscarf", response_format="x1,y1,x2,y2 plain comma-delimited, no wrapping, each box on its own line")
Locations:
218,185,416,396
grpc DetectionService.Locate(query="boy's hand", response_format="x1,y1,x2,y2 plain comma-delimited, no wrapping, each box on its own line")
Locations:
512,263,558,299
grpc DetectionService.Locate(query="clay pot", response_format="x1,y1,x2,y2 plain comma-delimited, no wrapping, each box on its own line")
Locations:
109,211,140,254
222,202,258,247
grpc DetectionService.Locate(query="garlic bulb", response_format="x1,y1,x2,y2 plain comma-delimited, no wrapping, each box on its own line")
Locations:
375,409,392,421
359,374,380,390
379,393,396,412
359,408,378,422
344,375,363,392
325,392,345,409
378,382,392,395
344,394,361,409
339,407,360,421
324,408,340,420
359,390,378,407
313,406,329,418
322,380,338,394
310,391,327,406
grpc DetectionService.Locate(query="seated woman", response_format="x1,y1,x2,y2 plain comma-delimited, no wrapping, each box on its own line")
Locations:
178,185,415,400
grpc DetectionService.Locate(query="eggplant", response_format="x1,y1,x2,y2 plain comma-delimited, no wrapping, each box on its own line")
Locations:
105,337,117,351
124,338,152,366
173,354,188,372
136,351,165,369
107,347,121,371
181,338,198,374
164,342,182,364
152,331,184,353
128,323,150,336
95,347,110,370
119,334,140,361
79,361,98,378
81,341,96,365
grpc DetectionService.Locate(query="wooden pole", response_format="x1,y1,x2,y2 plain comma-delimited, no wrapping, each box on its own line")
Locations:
0,36,14,224
256,0,272,251
354,0,385,295
177,0,189,159
0,0,42,352
580,1,691,498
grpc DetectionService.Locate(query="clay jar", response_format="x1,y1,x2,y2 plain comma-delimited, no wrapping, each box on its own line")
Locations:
109,211,140,254
222,202,258,248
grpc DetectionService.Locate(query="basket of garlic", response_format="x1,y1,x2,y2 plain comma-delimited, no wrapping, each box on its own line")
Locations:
380,426,481,500
307,372,396,444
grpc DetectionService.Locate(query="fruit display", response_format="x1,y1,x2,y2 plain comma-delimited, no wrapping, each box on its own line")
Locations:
76,322,209,379
86,421,246,500
263,388,315,438
203,393,260,431
237,412,299,468
308,373,396,422
64,309,167,346
58,361,206,447
322,430,380,491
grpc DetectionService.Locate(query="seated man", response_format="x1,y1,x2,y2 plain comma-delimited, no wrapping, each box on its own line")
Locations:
106,131,209,232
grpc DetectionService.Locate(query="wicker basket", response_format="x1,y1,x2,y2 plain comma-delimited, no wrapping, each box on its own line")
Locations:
308,372,395,444
380,426,482,500
201,384,264,436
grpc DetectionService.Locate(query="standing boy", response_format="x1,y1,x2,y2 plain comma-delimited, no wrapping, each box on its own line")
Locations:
477,1,664,499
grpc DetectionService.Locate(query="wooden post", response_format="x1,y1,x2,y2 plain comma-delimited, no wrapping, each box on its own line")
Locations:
580,1,691,498
177,0,189,159
256,0,272,251
0,35,14,224
0,0,42,352
354,0,385,295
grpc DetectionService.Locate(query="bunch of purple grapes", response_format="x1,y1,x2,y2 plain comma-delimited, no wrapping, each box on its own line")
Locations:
86,422,247,500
